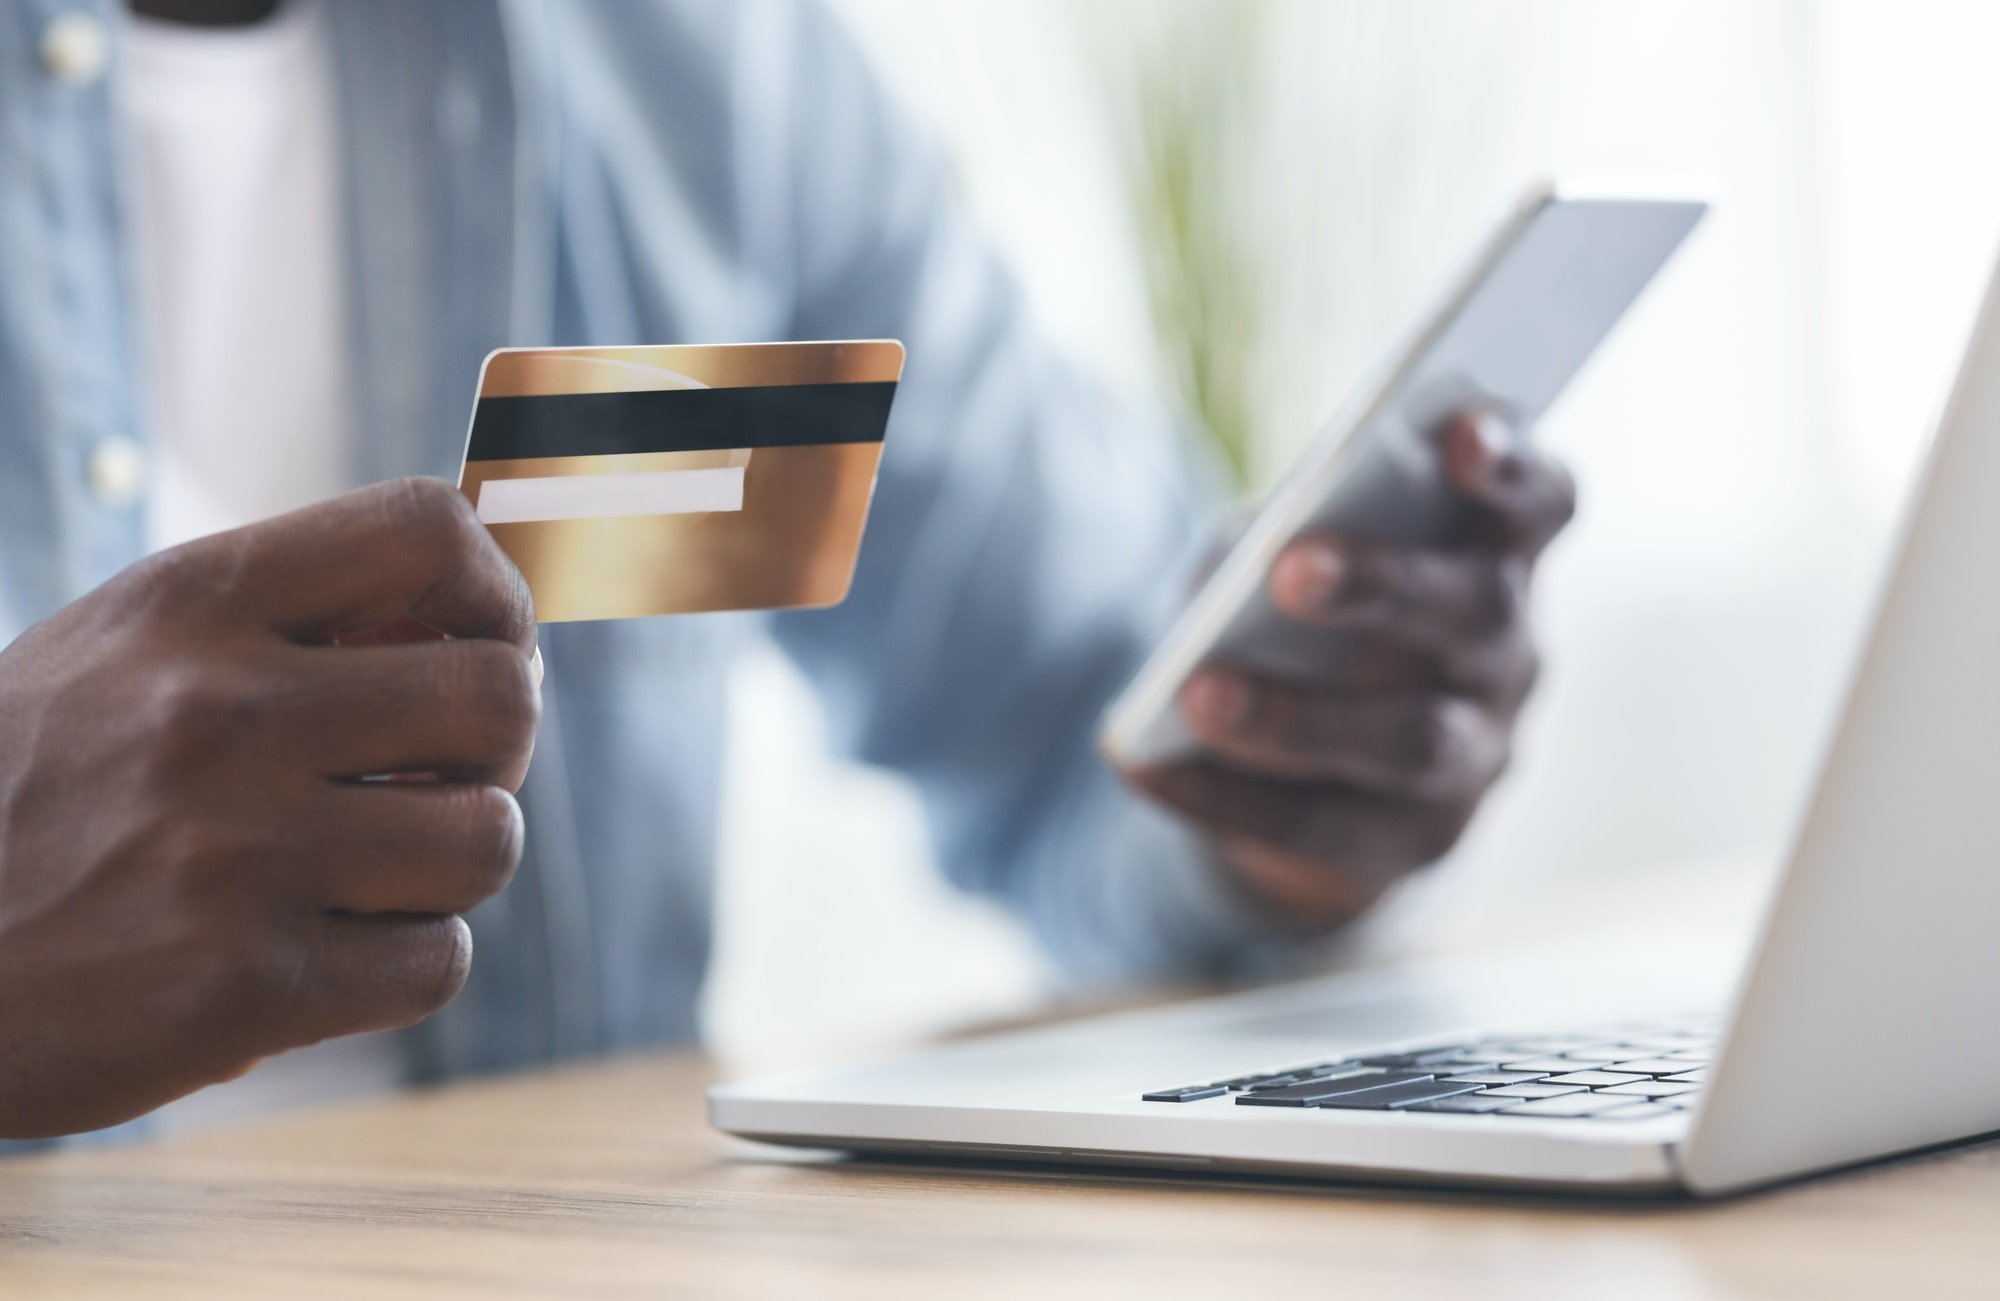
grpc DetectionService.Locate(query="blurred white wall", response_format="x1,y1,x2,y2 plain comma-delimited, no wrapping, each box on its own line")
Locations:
704,0,2000,1062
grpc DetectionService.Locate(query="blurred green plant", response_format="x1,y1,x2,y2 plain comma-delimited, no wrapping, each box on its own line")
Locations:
1077,0,1272,494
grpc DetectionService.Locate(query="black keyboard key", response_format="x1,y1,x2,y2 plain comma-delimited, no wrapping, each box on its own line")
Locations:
1406,1093,1520,1114
1314,1079,1486,1110
1202,1018,1719,1110
1231,1089,1325,1108
1248,1065,1378,1091
1597,1080,1698,1099
1501,1093,1640,1118
1234,1070,1418,1107
1442,1069,1551,1085
1605,1058,1698,1076
1478,1082,1586,1099
1544,1070,1651,1087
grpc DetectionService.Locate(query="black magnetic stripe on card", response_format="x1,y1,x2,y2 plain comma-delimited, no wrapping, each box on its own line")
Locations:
465,381,898,461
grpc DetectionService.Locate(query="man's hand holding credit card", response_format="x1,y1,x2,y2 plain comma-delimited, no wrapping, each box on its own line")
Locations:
457,341,904,622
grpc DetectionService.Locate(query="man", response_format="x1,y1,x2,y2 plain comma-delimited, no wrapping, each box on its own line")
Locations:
0,0,1572,1141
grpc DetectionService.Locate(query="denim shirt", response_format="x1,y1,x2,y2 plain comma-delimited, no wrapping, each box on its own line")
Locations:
0,0,1288,1135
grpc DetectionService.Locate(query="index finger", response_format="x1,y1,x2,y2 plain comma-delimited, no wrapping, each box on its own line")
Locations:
1442,410,1576,557
210,479,537,653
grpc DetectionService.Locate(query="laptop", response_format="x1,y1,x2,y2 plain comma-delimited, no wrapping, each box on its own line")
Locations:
708,253,2000,1198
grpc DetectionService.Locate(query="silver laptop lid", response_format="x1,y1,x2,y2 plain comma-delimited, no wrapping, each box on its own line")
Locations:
1682,252,2000,1194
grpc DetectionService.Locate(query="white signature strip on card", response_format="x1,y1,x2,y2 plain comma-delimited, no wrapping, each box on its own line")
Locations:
475,467,747,524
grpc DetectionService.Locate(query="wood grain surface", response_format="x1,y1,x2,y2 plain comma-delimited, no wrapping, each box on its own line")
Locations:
3,1046,1999,1299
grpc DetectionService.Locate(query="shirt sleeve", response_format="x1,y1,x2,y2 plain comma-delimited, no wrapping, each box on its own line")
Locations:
763,1,1310,983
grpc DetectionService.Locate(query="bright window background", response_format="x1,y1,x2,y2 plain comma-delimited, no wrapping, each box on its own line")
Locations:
704,0,2000,1067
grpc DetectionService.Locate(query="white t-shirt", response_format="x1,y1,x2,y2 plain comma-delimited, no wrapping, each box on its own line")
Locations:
123,0,351,551
121,0,405,1132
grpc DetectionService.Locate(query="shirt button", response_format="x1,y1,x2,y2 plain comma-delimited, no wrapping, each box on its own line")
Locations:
87,436,147,510
40,13,110,87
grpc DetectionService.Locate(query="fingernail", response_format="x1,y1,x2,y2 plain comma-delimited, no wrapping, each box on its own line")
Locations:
1272,542,1345,614
1469,411,1523,488
1183,669,1254,734
530,644,545,688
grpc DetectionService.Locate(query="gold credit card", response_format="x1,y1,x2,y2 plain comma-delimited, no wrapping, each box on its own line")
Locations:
457,341,904,622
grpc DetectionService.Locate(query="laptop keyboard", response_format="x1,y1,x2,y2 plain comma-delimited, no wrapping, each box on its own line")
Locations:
1140,1017,1714,1122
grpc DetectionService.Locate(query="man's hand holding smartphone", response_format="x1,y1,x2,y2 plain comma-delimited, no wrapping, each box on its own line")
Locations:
1109,186,1701,939
1127,413,1575,933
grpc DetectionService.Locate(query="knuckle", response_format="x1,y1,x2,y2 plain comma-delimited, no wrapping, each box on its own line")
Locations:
353,917,473,1031
1509,645,1542,703
455,785,525,902
1546,461,1580,526
385,477,482,552
1466,562,1521,637
122,533,265,621
1410,807,1474,865
455,641,541,750
393,474,473,521
1498,559,1531,621
116,543,215,618
123,545,197,599
1399,699,1453,775
396,916,473,1025
1400,697,1477,790
146,665,266,762
502,557,536,633
153,815,262,899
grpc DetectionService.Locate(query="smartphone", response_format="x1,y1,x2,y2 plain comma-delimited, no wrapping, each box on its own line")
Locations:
1099,181,1708,767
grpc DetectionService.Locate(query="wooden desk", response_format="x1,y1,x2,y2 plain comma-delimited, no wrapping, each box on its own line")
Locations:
3,1046,1999,1299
